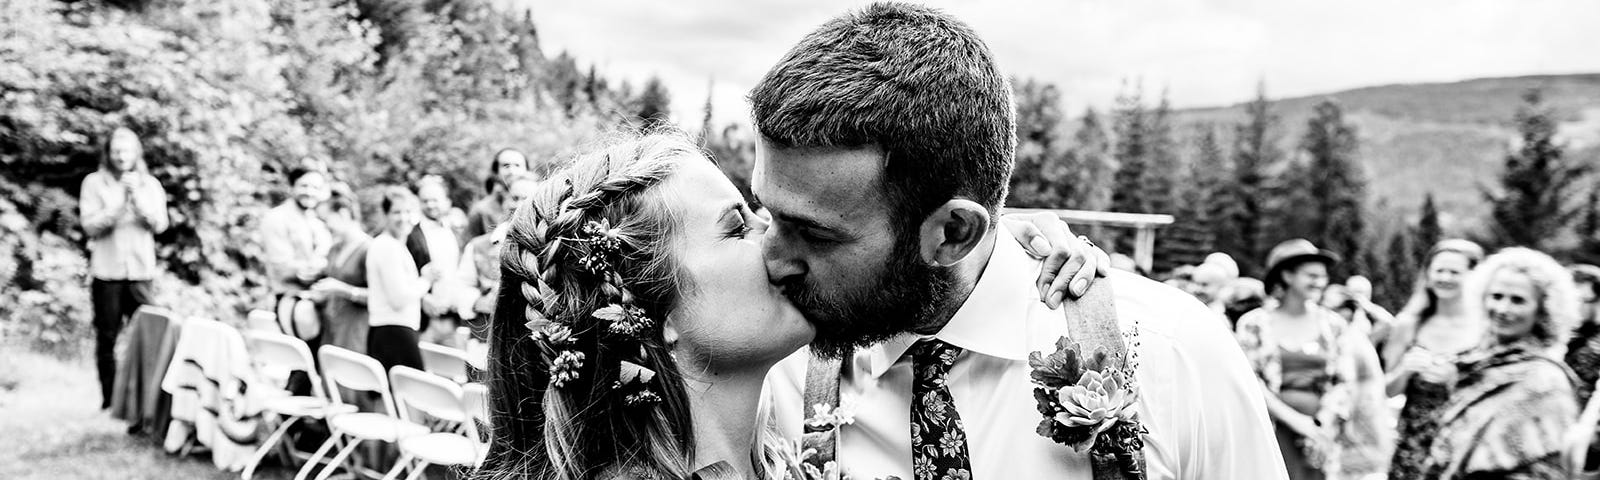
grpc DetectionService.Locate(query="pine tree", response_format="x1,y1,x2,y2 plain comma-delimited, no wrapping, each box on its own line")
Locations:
1380,228,1417,312
1219,81,1282,277
1144,90,1184,272
1007,78,1068,208
1484,89,1588,249
1296,99,1368,277
1163,124,1224,267
1110,84,1149,216
699,79,714,147
1581,188,1600,239
1414,192,1442,259
1067,108,1116,213
635,75,672,129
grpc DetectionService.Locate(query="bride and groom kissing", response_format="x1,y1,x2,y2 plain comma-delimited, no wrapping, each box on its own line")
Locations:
476,3,1288,479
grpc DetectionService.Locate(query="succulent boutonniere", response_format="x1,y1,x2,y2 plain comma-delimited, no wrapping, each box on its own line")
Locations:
1028,336,1147,476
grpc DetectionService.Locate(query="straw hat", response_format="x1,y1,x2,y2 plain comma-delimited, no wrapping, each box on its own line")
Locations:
1264,239,1340,290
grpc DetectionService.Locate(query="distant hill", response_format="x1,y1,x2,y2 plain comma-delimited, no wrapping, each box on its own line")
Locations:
1170,73,1600,237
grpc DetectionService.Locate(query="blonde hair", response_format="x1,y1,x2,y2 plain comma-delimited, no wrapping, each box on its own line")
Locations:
1468,247,1580,348
481,131,703,480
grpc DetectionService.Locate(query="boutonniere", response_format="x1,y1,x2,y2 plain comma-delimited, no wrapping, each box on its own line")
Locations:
1028,336,1147,475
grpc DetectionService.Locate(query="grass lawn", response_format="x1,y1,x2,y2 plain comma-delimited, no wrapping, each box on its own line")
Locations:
0,344,293,480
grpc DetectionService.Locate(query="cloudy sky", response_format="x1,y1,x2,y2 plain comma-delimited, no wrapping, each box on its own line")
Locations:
515,0,1600,127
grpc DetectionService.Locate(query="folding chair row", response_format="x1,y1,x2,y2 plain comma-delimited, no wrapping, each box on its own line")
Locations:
240,331,490,480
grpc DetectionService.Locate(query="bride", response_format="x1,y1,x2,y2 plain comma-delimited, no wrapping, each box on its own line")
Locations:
477,131,1099,480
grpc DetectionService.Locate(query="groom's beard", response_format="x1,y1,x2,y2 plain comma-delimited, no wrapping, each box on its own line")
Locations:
790,235,958,360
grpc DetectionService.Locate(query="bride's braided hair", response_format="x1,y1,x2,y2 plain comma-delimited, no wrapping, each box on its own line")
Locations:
481,133,701,480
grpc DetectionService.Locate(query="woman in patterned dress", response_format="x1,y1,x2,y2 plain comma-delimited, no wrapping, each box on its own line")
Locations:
1237,239,1390,480
1383,240,1486,480
1420,247,1580,479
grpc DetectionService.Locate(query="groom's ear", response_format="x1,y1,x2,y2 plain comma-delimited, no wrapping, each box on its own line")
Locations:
918,199,991,267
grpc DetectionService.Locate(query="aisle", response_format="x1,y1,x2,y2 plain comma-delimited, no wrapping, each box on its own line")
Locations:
0,344,291,480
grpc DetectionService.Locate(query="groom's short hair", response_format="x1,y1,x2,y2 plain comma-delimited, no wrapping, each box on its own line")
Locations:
749,2,1015,226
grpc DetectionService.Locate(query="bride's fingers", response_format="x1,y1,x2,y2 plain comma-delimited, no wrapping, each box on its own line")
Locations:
1000,216,1050,256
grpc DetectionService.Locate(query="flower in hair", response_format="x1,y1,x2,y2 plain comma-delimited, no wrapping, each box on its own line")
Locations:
593,304,655,338
623,390,661,408
574,219,624,275
526,318,575,346
550,350,585,387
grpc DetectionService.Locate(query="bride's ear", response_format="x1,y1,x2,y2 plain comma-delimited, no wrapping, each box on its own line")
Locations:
918,199,991,267
661,318,681,349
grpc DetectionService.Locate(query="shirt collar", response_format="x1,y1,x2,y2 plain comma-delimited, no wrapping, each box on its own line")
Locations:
861,234,1038,378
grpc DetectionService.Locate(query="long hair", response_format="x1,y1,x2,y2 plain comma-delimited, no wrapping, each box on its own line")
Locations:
1467,247,1580,348
99,126,148,175
478,133,701,480
1399,239,1485,323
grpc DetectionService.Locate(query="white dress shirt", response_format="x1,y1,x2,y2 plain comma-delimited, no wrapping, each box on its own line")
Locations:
766,236,1289,480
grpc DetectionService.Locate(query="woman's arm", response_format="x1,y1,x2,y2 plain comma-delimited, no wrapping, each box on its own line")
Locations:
999,211,1110,307
1383,314,1422,396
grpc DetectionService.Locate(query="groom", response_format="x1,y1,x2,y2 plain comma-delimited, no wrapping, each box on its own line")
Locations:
756,3,1288,479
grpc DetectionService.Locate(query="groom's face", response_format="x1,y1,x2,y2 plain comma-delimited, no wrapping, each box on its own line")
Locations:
755,145,951,358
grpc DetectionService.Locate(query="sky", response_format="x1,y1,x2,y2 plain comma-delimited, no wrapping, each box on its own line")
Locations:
513,0,1600,127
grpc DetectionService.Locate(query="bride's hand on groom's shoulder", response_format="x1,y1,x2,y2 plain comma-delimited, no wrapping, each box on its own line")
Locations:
1000,212,1112,308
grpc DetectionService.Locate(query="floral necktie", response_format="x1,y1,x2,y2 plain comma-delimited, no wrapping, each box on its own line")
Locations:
910,339,973,480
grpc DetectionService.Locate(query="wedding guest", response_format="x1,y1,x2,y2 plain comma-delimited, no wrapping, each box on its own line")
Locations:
365,187,443,371
260,163,332,340
307,182,370,354
463,148,529,240
449,171,537,342
1222,277,1268,330
1384,239,1486,480
80,126,169,409
1568,264,1600,473
1420,247,1580,479
1190,261,1233,309
404,175,461,342
1237,239,1390,480
1345,275,1397,350
1567,264,1600,404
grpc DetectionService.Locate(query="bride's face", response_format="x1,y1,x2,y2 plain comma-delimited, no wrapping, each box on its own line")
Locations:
662,155,814,370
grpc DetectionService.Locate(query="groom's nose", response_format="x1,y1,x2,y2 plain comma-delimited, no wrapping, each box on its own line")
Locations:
763,232,807,286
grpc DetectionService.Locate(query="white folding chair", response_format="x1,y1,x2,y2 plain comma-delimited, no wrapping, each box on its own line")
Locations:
297,346,427,480
381,367,485,480
418,342,470,383
239,332,356,480
462,382,490,464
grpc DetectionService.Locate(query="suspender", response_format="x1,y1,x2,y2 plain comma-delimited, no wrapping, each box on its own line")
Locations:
798,281,1146,479
800,354,845,473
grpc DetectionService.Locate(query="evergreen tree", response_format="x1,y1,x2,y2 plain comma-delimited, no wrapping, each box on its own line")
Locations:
1144,90,1184,272
1581,188,1600,239
1066,108,1116,213
1414,192,1442,259
1296,99,1368,277
699,79,714,147
1007,78,1069,208
1163,124,1224,267
635,75,672,129
1110,85,1149,216
1484,89,1589,249
1219,81,1282,276
1380,228,1417,312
